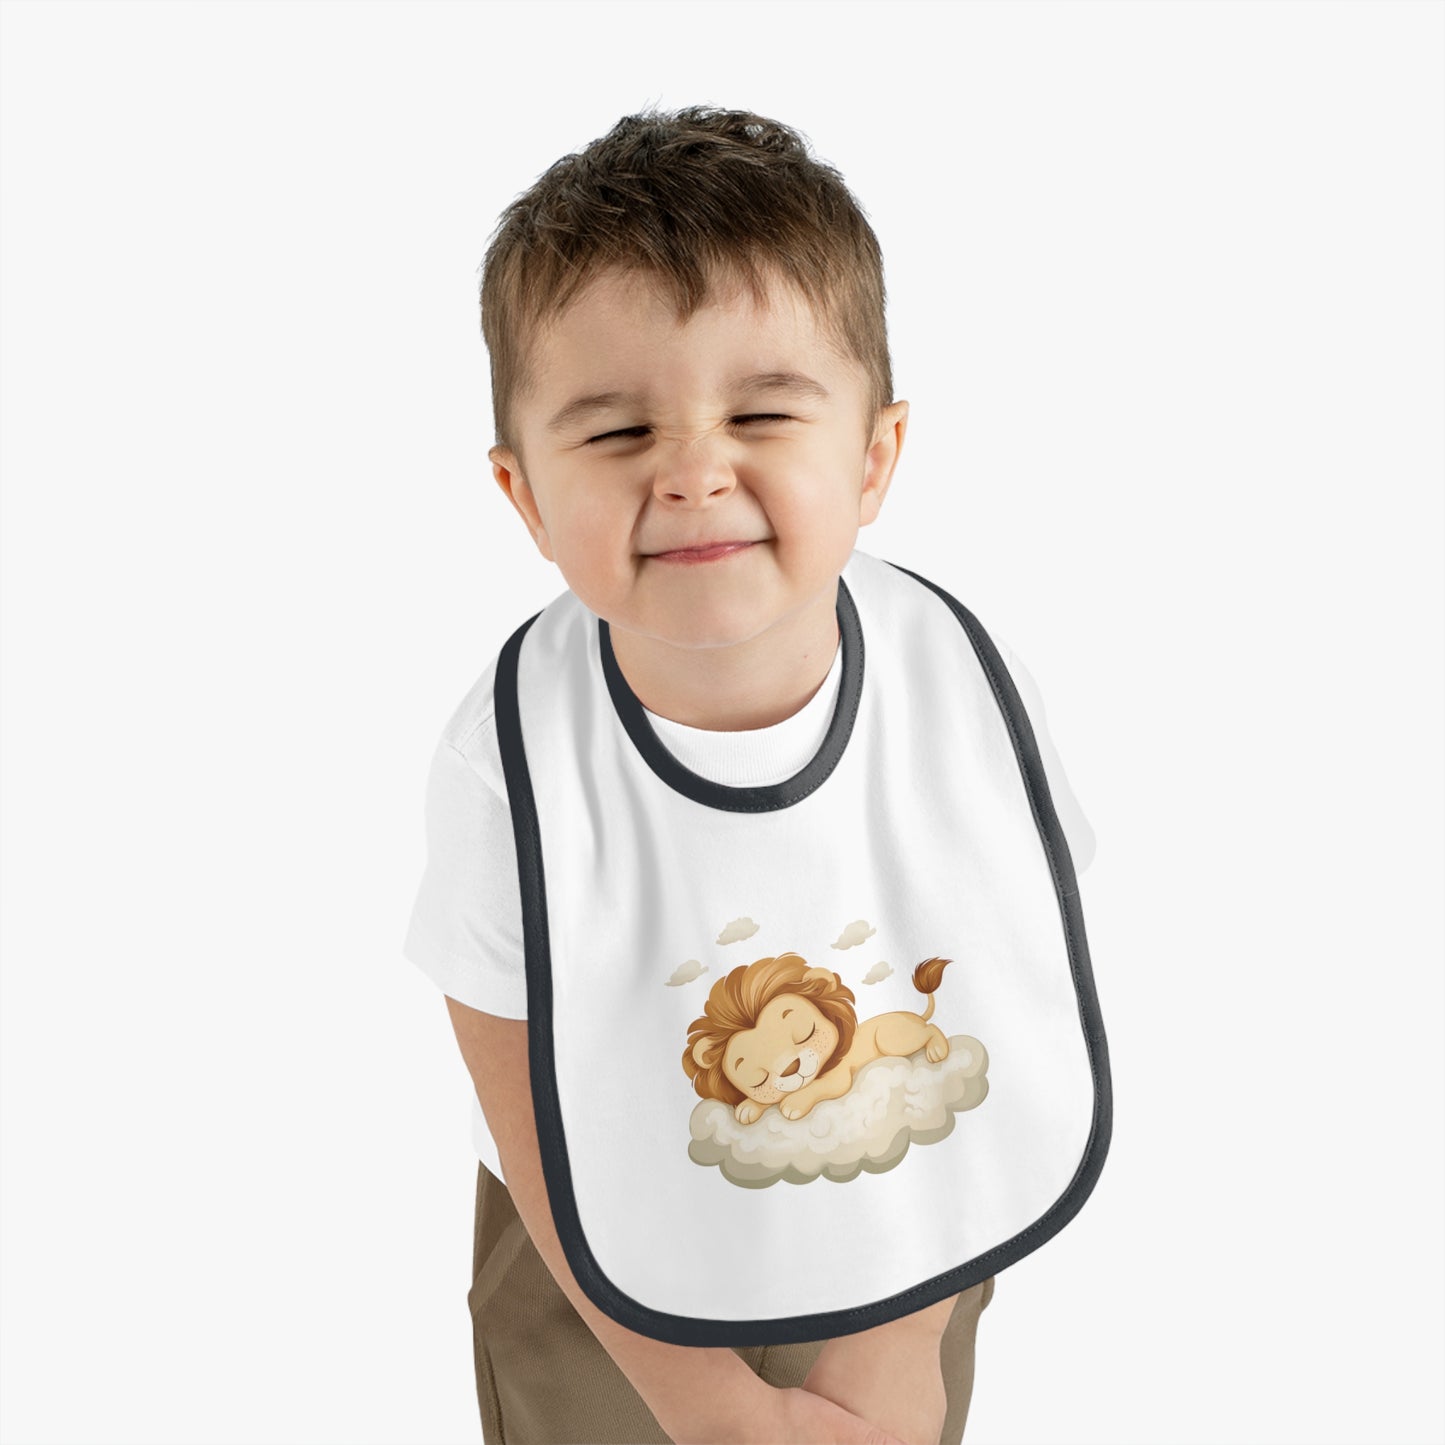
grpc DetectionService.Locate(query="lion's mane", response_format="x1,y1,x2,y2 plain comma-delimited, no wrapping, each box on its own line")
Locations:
680,951,859,1105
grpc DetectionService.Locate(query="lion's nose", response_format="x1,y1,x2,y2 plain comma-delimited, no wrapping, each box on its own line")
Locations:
779,1058,801,1078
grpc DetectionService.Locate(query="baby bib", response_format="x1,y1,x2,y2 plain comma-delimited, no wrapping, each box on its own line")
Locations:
491,546,1112,1347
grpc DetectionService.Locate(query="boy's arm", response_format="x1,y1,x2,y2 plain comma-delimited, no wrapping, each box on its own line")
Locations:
443,997,775,1444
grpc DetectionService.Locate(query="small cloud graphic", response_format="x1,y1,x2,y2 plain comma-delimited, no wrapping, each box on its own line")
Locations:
716,917,761,945
861,960,894,985
831,920,876,949
688,1036,990,1187
666,959,708,987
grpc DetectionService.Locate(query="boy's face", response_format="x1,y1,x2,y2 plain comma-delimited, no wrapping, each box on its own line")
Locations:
489,266,907,652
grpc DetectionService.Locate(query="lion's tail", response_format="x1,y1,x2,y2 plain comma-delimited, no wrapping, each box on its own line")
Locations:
911,957,952,1022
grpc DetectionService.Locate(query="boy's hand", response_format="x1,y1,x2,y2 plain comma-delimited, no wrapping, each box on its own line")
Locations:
696,1383,910,1444
799,1297,959,1445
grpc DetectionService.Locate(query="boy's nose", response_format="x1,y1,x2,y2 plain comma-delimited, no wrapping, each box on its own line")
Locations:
651,450,739,503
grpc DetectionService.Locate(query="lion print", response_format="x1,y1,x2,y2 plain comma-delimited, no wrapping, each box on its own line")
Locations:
681,951,955,1123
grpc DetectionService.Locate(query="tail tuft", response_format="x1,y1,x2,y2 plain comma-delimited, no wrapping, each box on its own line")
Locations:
911,956,951,1022
912,956,952,996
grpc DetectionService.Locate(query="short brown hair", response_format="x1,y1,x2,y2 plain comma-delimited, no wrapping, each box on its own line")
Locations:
479,105,894,462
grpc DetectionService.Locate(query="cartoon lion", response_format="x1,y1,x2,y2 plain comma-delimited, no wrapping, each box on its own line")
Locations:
681,951,954,1123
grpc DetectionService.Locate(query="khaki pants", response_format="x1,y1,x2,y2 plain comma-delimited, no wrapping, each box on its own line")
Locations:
468,1161,996,1444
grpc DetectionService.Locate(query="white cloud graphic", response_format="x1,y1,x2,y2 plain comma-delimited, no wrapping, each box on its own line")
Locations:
861,960,893,985
831,920,876,949
666,959,708,986
687,1035,990,1187
716,917,761,945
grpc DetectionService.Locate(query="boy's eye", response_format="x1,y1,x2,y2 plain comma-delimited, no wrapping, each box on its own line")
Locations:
583,414,793,446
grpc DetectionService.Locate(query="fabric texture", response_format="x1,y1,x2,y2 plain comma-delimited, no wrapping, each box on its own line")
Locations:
468,1158,995,1445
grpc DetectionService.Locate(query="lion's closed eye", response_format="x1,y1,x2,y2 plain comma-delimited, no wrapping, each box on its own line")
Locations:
734,1055,769,1088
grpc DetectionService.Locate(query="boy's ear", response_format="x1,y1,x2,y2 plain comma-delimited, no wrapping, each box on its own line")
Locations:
489,445,555,563
859,400,909,528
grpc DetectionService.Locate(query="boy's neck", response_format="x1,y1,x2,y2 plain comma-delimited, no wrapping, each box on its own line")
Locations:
607,579,841,733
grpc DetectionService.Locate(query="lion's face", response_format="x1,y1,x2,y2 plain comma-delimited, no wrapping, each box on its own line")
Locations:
717,992,841,1105
682,954,859,1108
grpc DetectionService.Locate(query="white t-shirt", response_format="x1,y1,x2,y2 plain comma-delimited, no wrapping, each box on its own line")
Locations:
403,625,1096,1187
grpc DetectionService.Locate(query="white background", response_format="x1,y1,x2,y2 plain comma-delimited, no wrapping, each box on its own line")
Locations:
2,2,1441,1442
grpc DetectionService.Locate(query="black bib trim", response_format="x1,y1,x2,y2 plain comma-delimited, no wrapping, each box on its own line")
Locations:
491,558,1114,1347
596,575,864,814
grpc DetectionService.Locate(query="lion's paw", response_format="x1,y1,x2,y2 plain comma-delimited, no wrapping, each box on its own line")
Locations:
734,1099,766,1125
925,1034,951,1063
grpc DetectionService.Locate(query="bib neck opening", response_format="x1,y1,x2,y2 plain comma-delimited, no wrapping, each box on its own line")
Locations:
597,577,864,813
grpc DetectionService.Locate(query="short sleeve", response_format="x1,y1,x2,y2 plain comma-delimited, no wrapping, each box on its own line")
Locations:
994,636,1098,875
402,729,528,1019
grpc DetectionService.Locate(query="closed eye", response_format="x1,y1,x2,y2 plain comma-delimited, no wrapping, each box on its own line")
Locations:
584,414,794,446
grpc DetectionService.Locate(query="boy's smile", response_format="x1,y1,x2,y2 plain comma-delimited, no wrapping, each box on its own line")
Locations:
489,265,907,731
649,539,759,563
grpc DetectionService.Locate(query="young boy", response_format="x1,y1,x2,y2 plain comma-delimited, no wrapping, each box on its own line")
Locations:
404,106,1107,1445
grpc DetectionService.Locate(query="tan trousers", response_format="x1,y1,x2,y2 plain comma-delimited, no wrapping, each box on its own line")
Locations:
468,1161,996,1445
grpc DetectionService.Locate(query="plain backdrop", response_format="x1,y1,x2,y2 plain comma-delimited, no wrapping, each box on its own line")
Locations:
2,2,1442,1443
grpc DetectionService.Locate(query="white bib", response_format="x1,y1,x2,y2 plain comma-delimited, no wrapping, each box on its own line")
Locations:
492,547,1112,1347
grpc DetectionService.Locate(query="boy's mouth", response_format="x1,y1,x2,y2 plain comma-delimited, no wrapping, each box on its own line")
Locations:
651,540,758,564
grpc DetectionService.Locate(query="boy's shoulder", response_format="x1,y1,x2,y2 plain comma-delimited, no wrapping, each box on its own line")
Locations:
432,583,579,801
433,652,507,802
